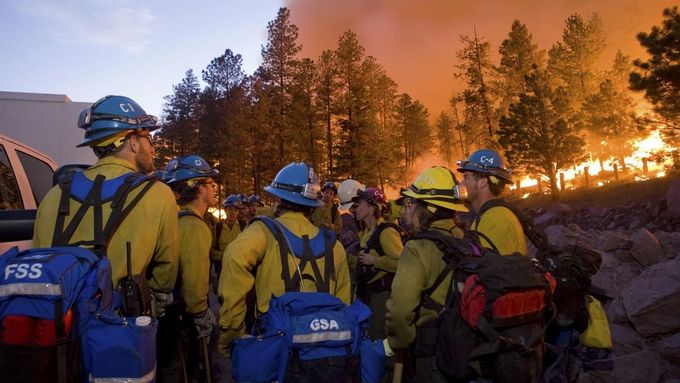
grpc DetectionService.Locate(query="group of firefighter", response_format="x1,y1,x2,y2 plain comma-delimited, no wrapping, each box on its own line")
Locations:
33,95,540,383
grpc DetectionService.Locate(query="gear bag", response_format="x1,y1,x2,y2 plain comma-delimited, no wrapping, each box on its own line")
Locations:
477,199,602,332
230,216,384,383
412,229,555,383
0,171,158,383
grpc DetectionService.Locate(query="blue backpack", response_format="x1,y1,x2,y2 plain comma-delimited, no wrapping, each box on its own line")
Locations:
0,171,158,383
230,216,386,383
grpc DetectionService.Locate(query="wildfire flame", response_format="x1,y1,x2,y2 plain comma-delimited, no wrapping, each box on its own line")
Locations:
511,128,676,194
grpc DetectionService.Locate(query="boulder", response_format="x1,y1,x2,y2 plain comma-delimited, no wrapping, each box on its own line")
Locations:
606,296,631,325
551,203,573,215
609,323,643,356
666,179,680,220
599,231,633,252
655,231,680,259
591,253,640,299
629,228,667,268
621,257,680,337
649,332,680,366
544,224,581,248
535,211,557,228
585,350,667,383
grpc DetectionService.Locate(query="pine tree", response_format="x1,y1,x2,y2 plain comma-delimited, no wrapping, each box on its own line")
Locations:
259,7,301,168
496,20,544,114
435,111,455,168
315,50,340,178
583,52,638,171
498,69,587,200
630,6,680,133
157,69,202,167
454,29,497,145
547,13,606,107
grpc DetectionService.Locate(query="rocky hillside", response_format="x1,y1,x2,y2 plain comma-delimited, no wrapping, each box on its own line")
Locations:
511,175,680,382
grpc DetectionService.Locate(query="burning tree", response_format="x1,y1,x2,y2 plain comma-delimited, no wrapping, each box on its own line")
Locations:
630,6,680,144
498,68,587,200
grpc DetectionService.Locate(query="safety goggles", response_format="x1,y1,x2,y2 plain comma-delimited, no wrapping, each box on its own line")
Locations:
78,110,159,129
408,183,467,200
271,181,321,200
457,160,512,177
167,158,219,176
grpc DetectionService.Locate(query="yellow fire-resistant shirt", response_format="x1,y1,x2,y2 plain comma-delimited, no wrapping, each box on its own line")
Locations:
32,156,179,292
218,211,351,349
385,219,462,349
310,203,342,234
472,203,528,256
177,204,212,314
358,218,404,283
210,220,242,262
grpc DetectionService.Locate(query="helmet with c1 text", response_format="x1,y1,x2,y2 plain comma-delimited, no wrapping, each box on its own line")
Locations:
76,95,159,148
164,154,218,185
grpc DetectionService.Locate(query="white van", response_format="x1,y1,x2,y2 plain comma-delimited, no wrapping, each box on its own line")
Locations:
0,133,58,253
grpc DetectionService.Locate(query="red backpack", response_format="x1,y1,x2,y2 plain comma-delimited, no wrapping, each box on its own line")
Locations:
414,229,556,383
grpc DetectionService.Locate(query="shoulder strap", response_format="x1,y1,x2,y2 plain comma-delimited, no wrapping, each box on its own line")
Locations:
52,172,157,256
331,203,338,224
364,222,401,256
477,198,549,254
251,216,335,293
178,209,203,220
410,229,468,322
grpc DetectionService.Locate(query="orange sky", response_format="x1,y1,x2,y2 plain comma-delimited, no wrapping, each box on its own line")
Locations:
286,0,675,119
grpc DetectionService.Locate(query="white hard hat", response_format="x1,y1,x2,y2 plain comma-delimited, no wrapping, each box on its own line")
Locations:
337,179,366,210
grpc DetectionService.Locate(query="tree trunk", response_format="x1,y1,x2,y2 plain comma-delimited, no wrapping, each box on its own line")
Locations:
549,171,560,201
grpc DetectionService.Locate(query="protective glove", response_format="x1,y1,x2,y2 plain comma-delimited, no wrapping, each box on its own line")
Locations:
383,339,395,357
193,309,216,339
151,290,173,318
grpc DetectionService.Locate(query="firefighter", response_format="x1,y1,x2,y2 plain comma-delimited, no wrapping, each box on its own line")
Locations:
385,166,468,383
160,154,219,382
353,187,404,339
457,149,527,255
310,181,342,234
217,162,351,353
32,95,178,316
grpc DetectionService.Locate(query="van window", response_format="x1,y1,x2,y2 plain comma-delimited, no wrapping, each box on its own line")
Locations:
17,150,54,205
0,145,24,209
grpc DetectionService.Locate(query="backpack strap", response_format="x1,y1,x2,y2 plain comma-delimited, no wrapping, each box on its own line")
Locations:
410,229,468,323
178,209,203,220
52,172,157,257
251,216,335,293
331,203,338,225
364,222,404,256
477,198,549,255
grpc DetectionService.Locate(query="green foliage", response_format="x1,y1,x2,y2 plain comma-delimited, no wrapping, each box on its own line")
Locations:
496,20,544,113
498,69,587,200
548,13,606,106
630,7,680,126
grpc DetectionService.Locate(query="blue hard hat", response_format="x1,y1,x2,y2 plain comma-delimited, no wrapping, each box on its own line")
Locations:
248,194,264,206
76,95,159,147
457,149,512,183
164,154,218,184
223,194,244,208
264,162,324,207
321,181,338,194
